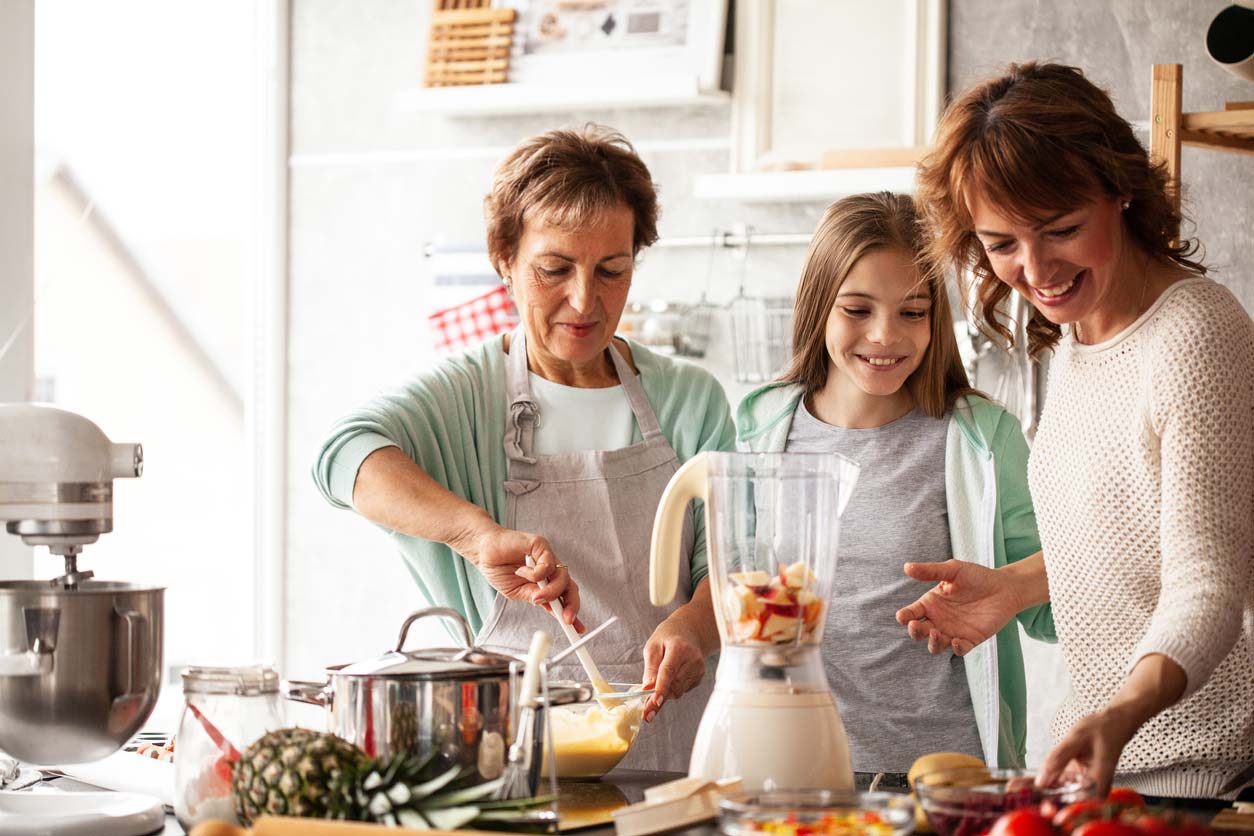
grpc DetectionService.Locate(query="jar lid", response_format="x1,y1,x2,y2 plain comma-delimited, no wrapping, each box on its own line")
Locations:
182,663,279,696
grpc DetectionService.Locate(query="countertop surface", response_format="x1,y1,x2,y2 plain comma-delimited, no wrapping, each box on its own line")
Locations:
47,768,689,836
45,768,1247,836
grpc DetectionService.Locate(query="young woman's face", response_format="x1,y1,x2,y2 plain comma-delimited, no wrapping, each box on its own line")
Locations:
824,247,933,400
967,191,1127,326
506,205,635,375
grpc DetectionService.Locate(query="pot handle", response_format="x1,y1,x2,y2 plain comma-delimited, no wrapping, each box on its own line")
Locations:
283,679,331,707
114,607,146,697
394,606,474,652
0,607,59,677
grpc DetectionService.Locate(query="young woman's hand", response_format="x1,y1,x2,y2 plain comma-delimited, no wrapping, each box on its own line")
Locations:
450,523,584,629
1037,709,1137,797
894,558,1024,655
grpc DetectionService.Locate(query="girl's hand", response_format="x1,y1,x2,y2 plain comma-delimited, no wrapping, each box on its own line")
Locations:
895,559,1021,655
640,619,707,723
1037,709,1137,797
450,523,584,629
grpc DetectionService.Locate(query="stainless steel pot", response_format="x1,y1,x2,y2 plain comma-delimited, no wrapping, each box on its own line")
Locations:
286,607,585,790
0,580,164,764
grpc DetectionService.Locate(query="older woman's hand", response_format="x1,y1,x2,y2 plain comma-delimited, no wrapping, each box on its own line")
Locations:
640,618,706,724
451,523,584,630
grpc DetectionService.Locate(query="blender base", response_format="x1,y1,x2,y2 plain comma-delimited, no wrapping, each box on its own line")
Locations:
688,688,854,791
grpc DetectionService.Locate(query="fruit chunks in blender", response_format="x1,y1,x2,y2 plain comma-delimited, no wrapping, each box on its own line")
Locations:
725,561,823,643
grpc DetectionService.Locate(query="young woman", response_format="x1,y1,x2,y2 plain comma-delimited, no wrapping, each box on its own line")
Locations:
900,61,1254,798
735,192,1054,785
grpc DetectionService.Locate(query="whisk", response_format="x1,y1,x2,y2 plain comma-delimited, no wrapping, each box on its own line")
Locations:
495,629,551,801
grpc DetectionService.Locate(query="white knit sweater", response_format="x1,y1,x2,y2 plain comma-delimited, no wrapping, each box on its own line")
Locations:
1030,278,1254,799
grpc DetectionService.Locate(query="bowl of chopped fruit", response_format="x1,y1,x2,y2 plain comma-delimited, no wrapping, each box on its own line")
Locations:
719,790,916,836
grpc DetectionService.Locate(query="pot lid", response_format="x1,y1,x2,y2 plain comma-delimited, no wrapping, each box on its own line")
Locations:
333,646,517,679
331,607,520,680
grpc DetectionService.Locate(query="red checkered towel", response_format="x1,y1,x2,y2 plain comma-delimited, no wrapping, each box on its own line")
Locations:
428,284,519,355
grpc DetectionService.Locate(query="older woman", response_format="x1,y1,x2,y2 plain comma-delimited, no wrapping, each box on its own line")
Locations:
312,126,734,771
897,63,1254,797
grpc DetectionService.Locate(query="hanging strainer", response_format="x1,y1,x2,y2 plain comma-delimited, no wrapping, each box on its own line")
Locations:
728,226,793,383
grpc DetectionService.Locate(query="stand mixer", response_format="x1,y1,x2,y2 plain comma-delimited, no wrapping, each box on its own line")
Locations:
0,403,163,767
650,451,859,791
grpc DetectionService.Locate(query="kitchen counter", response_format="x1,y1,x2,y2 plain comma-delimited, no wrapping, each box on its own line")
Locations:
47,768,689,836
45,769,1249,836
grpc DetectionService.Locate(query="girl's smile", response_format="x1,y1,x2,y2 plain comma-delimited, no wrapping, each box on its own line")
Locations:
811,246,932,429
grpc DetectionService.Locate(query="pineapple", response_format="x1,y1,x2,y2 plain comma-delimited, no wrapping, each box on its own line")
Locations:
233,727,551,828
232,727,364,824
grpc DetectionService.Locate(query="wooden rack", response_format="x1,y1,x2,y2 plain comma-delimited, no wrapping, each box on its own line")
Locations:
1149,63,1254,212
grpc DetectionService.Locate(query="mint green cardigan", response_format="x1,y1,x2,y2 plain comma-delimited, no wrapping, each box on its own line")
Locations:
311,335,737,636
735,384,1055,768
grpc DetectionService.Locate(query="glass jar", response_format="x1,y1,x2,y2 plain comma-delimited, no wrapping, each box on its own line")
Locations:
174,663,284,830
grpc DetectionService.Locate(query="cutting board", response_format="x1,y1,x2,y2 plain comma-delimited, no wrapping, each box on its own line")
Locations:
556,779,632,831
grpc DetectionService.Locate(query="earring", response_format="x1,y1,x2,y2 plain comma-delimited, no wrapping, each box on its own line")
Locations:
1121,199,1131,210
503,276,512,292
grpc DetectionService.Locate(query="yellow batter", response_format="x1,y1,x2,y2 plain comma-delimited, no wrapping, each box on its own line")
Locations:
542,700,643,778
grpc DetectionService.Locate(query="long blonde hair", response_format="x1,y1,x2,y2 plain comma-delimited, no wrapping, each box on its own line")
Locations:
779,192,979,419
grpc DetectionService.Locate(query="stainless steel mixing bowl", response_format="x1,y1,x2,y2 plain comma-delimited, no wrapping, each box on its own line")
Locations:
0,580,163,764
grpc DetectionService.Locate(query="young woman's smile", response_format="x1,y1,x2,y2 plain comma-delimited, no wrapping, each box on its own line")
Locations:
968,192,1135,340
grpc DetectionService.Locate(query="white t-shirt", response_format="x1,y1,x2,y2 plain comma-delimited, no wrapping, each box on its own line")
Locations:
528,372,635,455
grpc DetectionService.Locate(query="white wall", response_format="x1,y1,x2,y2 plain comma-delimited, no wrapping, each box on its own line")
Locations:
0,0,35,579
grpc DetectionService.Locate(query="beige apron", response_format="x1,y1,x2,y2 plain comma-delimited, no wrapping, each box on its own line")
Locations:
476,327,712,772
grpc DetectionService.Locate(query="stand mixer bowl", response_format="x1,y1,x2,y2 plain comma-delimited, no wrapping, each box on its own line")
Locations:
0,580,163,764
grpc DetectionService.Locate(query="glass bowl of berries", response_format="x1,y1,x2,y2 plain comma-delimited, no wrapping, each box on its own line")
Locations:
915,767,1096,836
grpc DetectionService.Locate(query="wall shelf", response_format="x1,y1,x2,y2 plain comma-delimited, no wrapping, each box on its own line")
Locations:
693,166,918,203
395,80,729,117
1149,63,1254,212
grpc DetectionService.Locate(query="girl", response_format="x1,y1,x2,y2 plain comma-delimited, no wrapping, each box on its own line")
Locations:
735,192,1053,783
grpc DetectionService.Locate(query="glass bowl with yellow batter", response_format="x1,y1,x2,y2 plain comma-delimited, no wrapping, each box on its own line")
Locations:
541,683,652,779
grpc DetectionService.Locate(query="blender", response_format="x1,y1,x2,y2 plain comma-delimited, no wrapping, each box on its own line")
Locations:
650,451,859,791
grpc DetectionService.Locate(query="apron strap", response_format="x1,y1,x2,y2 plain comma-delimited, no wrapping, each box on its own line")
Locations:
504,329,667,461
607,339,665,442
504,327,539,465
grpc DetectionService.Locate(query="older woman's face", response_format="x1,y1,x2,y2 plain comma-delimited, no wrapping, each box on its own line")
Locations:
968,190,1127,328
506,205,635,376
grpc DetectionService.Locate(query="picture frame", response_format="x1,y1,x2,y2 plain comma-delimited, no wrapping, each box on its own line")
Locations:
731,0,947,172
500,0,728,93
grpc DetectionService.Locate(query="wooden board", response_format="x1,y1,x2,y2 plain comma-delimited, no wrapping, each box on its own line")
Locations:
1212,808,1254,835
556,779,632,831
425,7,516,87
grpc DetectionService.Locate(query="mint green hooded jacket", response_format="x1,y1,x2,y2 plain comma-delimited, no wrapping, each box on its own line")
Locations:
736,383,1055,768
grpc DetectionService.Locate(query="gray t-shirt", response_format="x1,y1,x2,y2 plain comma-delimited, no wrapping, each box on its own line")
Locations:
785,401,983,772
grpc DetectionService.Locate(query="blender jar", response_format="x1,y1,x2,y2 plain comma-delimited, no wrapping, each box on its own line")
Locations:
706,452,860,648
174,663,284,829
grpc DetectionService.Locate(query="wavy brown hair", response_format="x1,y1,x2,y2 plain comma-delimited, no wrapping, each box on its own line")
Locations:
484,125,660,276
916,61,1206,358
780,192,980,419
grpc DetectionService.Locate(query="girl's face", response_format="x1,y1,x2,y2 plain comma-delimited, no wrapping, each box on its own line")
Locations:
968,191,1127,327
824,247,933,401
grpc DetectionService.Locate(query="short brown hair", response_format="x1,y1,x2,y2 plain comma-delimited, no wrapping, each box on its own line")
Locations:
917,61,1206,358
484,125,660,275
780,192,979,420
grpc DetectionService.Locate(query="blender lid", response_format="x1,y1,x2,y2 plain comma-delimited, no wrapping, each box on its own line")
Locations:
183,663,280,695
